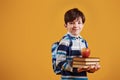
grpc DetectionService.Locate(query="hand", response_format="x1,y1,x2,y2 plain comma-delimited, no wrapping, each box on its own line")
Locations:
77,67,85,72
77,66,89,72
87,64,101,73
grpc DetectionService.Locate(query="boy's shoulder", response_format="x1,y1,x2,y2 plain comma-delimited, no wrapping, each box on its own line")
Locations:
79,35,87,42
59,34,71,46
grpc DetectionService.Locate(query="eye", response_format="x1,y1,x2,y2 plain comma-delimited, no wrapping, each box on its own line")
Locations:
78,21,82,24
69,22,74,24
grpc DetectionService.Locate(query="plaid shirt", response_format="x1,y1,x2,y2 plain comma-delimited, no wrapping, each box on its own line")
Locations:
56,33,88,79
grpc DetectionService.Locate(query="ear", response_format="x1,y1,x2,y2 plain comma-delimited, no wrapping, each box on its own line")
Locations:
64,24,67,28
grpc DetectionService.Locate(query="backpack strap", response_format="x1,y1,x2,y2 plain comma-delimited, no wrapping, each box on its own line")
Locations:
66,34,72,57
84,40,88,48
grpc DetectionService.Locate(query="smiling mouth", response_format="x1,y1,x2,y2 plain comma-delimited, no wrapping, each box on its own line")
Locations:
73,28,79,30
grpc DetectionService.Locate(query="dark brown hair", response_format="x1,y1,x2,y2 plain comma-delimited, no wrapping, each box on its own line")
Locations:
64,8,85,24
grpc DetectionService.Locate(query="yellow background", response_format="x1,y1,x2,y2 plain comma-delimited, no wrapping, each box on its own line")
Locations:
0,0,120,80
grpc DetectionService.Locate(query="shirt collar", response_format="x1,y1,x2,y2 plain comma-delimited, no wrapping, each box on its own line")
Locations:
67,32,82,39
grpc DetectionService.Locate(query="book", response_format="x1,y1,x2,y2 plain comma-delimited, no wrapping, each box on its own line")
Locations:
73,61,99,65
73,57,100,62
72,57,100,68
72,64,99,68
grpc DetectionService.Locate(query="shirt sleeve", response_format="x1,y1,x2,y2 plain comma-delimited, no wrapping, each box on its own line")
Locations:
56,39,73,72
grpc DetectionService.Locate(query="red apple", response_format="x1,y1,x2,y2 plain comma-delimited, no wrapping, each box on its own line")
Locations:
81,48,90,58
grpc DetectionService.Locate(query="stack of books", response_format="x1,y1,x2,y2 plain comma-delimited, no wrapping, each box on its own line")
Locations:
72,57,100,68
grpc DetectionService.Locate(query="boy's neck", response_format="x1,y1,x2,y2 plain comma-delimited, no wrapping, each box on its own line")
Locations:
67,32,80,38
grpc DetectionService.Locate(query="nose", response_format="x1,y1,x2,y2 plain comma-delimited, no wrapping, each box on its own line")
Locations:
73,23,78,28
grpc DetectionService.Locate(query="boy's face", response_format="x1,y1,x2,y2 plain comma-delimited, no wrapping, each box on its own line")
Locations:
65,17,84,36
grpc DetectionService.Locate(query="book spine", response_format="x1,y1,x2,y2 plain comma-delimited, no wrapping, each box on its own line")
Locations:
73,61,99,65
72,64,99,68
72,65,89,68
73,58,100,62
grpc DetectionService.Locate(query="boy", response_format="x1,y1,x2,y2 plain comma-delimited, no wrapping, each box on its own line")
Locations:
56,8,100,80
